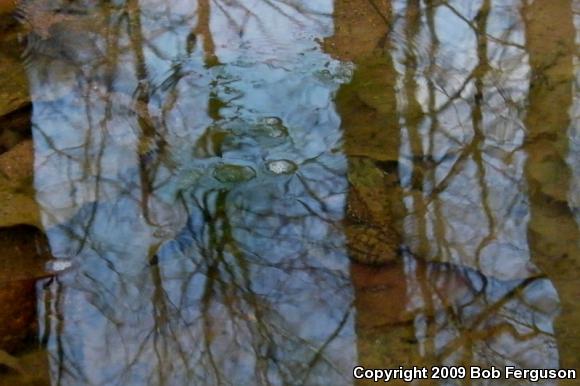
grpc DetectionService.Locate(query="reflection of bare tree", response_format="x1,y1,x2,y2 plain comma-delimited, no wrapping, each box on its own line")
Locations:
329,0,564,379
523,0,580,369
396,0,563,374
16,0,579,384
26,1,356,385
127,0,173,227
329,0,423,377
195,0,218,66
164,181,354,384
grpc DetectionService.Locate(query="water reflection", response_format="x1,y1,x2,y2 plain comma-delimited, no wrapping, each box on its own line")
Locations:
388,0,569,373
330,0,564,378
523,0,580,370
27,0,355,384
2,0,577,384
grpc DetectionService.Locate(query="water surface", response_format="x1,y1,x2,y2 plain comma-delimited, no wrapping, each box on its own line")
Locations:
0,0,579,385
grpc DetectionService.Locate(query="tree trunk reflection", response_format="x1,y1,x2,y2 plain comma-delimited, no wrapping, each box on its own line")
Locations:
523,0,580,370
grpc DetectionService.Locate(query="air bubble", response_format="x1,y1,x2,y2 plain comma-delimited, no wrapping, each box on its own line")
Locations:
45,259,74,273
266,159,298,175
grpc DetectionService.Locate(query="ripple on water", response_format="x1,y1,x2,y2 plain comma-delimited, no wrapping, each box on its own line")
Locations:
266,159,298,175
213,163,256,183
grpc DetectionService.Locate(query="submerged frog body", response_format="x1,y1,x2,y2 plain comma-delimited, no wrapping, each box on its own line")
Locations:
344,157,402,265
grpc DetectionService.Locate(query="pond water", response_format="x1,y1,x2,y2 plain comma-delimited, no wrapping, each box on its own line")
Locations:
0,0,579,385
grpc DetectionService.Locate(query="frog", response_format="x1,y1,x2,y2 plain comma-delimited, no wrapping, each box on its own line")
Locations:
343,156,403,265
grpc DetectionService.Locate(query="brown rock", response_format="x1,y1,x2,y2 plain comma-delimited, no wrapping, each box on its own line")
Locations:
0,140,39,228
0,225,51,354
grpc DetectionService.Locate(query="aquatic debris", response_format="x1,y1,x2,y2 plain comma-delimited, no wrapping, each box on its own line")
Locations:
266,159,297,175
314,62,354,84
213,163,256,183
254,116,289,138
45,258,74,273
